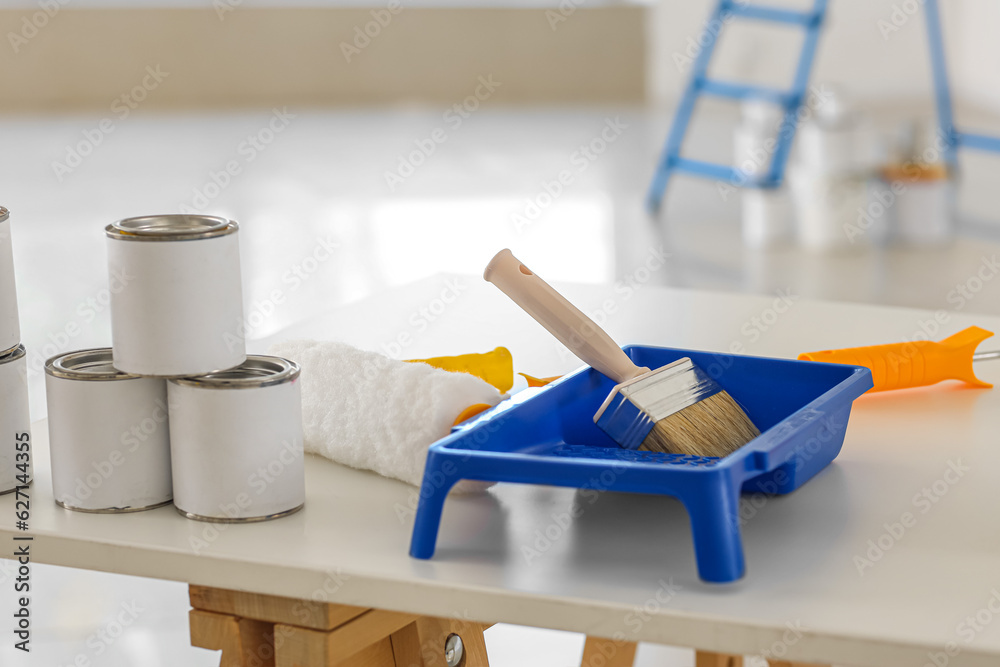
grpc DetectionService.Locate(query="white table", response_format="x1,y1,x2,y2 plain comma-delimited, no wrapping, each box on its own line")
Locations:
3,275,1000,666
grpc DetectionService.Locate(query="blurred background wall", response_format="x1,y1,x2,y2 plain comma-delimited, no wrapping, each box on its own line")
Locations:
2,1,998,113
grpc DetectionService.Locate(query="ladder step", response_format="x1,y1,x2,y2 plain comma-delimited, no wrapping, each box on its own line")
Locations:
726,2,820,26
673,158,780,188
673,157,739,182
958,131,1000,154
698,78,793,106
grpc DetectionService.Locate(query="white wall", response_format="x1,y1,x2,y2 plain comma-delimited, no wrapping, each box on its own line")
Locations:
647,0,993,114
953,0,1000,112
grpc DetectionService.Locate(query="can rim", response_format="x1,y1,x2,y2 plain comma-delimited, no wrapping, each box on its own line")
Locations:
174,503,304,523
45,348,137,381
0,207,9,223
170,355,300,389
105,215,238,242
0,344,26,364
56,499,172,514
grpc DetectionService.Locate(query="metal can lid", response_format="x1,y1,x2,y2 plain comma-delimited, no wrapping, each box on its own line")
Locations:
170,355,300,389
0,207,9,223
45,348,137,381
105,214,238,242
0,344,25,364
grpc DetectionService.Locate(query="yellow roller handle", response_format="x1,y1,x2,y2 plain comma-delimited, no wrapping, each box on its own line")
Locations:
798,326,994,392
407,347,514,393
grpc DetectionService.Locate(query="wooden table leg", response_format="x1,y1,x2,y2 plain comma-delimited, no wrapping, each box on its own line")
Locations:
695,652,743,667
190,585,492,667
581,636,637,667
190,609,276,667
391,617,490,667
189,585,835,667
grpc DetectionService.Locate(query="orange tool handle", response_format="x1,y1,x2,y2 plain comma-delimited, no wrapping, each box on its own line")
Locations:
798,326,994,392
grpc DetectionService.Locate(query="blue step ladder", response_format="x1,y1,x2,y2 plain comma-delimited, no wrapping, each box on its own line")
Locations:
646,0,830,213
925,0,1000,165
647,0,1000,214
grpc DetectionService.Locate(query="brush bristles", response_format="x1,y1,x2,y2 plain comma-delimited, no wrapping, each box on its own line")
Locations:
639,390,760,458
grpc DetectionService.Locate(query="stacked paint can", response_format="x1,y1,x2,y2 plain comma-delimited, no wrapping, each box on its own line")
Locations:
45,214,305,522
0,207,32,495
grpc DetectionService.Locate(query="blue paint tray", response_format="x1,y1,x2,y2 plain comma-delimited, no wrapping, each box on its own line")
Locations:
409,345,872,582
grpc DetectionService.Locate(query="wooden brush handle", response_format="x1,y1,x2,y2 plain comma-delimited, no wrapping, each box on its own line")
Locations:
484,249,647,384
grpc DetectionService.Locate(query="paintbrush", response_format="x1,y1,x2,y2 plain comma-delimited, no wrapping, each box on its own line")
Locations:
484,249,759,457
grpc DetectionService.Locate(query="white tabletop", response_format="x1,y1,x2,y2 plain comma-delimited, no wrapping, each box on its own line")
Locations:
4,276,1000,667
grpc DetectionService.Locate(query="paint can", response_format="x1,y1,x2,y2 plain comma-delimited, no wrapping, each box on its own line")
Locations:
741,188,792,249
106,214,246,377
44,348,172,513
882,164,954,247
0,345,31,495
788,166,878,252
0,207,20,356
168,355,304,522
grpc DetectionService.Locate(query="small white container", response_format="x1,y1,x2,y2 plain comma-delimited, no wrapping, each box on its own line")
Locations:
0,345,32,494
882,164,954,246
0,207,20,356
797,122,859,174
734,102,793,248
168,355,304,522
44,348,172,513
789,167,875,252
106,215,246,377
741,188,793,249
894,179,954,245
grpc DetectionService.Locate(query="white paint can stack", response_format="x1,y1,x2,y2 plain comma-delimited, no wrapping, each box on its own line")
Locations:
787,91,884,252
0,208,32,495
0,345,31,495
169,356,304,522
106,215,247,376
44,214,305,522
0,207,20,356
734,101,793,248
44,349,171,512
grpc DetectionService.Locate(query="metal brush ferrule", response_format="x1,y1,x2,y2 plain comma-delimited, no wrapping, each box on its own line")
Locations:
594,357,723,450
